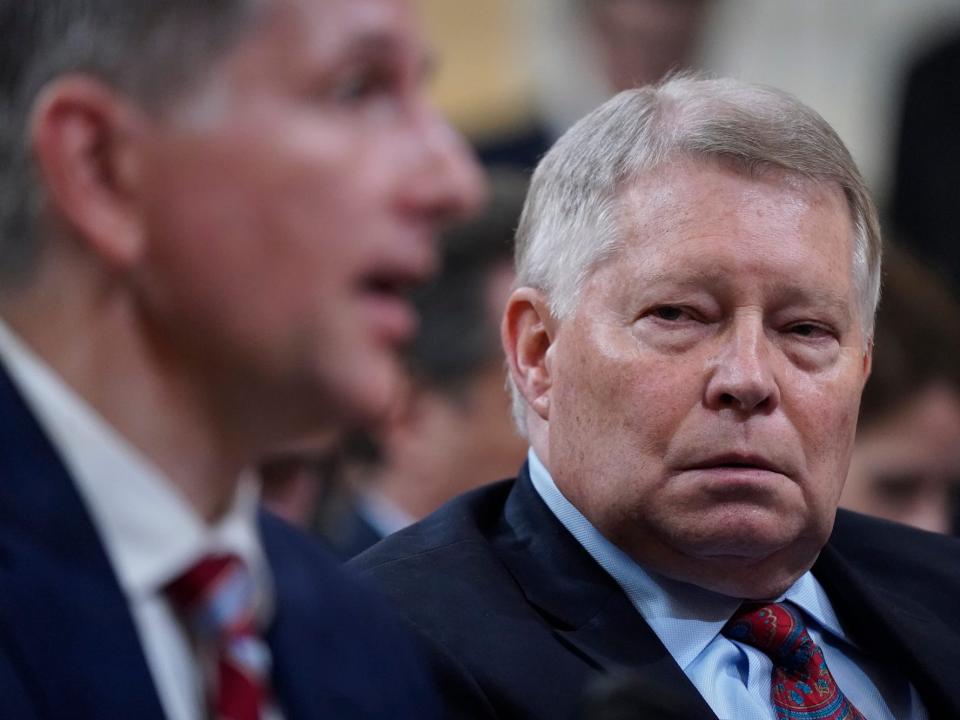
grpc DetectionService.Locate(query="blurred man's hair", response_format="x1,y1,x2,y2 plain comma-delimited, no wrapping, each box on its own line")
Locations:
0,0,264,283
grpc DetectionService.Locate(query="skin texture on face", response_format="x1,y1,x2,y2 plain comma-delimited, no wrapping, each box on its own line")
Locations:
127,0,484,445
842,384,960,534
519,159,871,599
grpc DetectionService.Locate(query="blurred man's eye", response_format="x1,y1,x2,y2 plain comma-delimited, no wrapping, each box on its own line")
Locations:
329,64,396,104
872,473,924,504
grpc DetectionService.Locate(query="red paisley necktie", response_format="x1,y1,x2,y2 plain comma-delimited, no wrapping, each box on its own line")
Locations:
723,602,866,720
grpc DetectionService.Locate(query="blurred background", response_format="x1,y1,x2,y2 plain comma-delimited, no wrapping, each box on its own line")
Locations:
263,0,960,542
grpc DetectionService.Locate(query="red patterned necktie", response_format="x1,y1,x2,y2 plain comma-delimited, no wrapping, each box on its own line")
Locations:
166,554,271,720
722,602,866,720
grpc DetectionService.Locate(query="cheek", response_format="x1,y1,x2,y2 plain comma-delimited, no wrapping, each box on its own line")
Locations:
792,374,862,502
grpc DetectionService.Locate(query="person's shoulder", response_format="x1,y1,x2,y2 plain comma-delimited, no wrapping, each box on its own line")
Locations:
348,477,531,650
829,509,960,590
258,510,442,719
350,478,516,574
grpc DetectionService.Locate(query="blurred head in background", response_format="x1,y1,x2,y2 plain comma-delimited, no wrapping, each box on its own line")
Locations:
841,243,960,534
0,0,484,511
584,0,710,92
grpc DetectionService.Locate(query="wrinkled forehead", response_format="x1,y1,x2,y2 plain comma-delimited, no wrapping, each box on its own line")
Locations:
611,156,857,264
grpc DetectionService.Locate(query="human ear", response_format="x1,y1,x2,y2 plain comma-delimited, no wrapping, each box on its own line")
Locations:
30,75,146,268
502,287,557,421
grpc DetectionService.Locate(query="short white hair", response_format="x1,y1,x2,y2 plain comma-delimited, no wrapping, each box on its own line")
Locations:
510,74,882,432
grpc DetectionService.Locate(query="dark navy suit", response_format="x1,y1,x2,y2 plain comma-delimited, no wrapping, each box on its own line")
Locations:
0,364,440,719
353,465,960,720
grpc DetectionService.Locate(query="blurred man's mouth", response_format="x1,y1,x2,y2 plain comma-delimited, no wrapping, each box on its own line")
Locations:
358,269,426,346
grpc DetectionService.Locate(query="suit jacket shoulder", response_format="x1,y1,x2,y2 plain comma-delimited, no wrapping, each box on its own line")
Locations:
351,473,715,720
0,362,440,719
354,470,960,720
259,510,442,719
814,510,960,718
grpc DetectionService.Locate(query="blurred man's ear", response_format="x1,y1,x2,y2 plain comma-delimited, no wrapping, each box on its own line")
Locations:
502,287,556,422
30,75,146,268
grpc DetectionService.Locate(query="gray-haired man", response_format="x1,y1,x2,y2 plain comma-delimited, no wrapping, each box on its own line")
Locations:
353,76,960,719
0,1,482,718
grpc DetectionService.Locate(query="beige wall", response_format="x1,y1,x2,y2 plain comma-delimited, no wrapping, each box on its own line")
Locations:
415,0,536,139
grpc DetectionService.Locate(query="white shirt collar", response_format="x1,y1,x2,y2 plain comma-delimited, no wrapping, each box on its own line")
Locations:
0,319,273,616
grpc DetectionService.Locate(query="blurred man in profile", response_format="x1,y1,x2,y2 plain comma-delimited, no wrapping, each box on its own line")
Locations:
325,172,528,557
0,0,482,718
354,76,960,719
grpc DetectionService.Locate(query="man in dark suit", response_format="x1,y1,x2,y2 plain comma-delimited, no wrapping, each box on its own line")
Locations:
0,0,482,717
353,75,960,719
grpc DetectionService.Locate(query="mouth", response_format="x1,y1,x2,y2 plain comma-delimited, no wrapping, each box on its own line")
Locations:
357,267,431,345
684,453,785,475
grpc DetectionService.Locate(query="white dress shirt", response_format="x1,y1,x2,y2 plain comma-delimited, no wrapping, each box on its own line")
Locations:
0,320,279,720
528,448,929,720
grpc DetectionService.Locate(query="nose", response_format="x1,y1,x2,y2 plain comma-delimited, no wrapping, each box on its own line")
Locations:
704,315,780,415
399,107,487,225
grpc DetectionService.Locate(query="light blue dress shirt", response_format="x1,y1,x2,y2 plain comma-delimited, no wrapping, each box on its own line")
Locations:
527,449,928,720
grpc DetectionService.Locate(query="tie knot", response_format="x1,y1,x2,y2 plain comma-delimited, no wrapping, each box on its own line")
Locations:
722,602,816,673
722,602,867,720
166,554,257,643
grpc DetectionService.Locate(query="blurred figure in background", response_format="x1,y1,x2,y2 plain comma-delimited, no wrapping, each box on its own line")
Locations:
841,243,960,534
891,28,960,295
324,171,529,557
0,0,482,717
584,0,710,93
478,0,710,170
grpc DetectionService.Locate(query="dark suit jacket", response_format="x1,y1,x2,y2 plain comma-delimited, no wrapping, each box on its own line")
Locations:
0,364,440,719
352,465,960,720
325,504,385,560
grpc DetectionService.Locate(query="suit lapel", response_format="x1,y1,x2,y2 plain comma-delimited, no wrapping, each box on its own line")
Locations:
0,364,166,719
495,468,718,720
815,538,960,717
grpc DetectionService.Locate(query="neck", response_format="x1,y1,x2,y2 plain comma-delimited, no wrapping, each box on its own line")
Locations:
1,267,248,523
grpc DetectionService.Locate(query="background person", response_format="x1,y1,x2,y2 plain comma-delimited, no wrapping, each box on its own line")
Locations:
841,242,960,534
0,0,482,717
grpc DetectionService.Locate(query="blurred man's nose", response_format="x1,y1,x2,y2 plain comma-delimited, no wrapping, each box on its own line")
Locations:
704,314,781,415
400,108,487,224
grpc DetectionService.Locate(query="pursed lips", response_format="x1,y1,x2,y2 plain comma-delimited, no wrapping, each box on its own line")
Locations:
682,452,788,476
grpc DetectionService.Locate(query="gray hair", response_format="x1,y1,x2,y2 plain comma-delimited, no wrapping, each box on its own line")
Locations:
510,74,882,430
0,0,266,285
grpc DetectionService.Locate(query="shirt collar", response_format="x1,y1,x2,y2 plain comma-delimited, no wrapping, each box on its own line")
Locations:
527,448,848,669
0,319,273,619
356,487,416,538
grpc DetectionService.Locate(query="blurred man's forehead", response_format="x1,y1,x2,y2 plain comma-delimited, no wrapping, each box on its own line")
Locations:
257,0,426,62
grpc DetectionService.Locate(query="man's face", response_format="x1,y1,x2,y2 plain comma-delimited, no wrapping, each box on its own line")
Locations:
544,160,871,598
842,384,960,534
130,0,483,441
